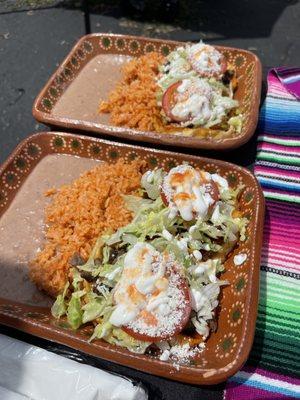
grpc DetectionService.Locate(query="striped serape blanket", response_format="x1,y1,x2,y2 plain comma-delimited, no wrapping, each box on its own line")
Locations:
224,68,300,399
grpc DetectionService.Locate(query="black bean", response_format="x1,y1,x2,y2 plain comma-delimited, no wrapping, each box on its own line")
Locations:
222,69,234,85
108,248,126,264
69,252,85,267
145,344,160,356
182,320,196,335
80,270,95,283
207,318,218,333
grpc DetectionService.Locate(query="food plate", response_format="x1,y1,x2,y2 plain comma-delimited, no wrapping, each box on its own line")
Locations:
0,131,264,384
32,34,262,150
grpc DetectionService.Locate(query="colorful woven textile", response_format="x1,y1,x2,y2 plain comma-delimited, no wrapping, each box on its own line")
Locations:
224,68,300,399
274,67,300,100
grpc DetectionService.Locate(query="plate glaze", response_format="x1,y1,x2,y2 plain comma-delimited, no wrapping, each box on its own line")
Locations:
32,34,262,150
0,132,264,384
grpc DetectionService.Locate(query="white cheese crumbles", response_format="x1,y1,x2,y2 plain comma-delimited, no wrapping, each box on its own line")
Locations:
187,42,224,77
159,342,205,367
110,242,189,339
234,253,248,266
188,259,219,283
169,76,238,128
162,164,226,222
127,269,188,338
162,228,173,241
162,165,214,221
193,250,203,261
171,78,213,124
211,173,229,193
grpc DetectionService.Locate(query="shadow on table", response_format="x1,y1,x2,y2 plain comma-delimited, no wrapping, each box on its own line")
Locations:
70,0,297,42
1,0,296,42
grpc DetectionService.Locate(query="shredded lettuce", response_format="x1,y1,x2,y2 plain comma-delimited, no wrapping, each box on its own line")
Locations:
105,328,151,354
121,233,138,246
220,184,245,204
66,290,85,329
90,320,113,342
140,169,165,200
72,268,83,290
157,46,195,92
97,263,123,287
122,195,152,214
228,115,243,133
190,281,228,338
82,292,106,324
106,196,177,246
89,296,114,341
51,281,69,319
102,246,110,264
76,236,105,276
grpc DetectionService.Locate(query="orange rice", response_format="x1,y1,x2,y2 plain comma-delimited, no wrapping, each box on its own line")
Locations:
99,52,165,131
30,159,146,297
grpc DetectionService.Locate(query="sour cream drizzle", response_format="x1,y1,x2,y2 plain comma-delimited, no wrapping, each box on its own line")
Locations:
171,78,213,123
187,42,223,77
109,243,183,334
162,165,216,221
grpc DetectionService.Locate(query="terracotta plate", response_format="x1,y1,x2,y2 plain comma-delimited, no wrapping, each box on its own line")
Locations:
0,132,264,385
32,34,262,150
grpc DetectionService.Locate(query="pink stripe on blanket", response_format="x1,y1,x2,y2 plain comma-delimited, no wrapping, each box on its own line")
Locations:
263,235,300,249
271,243,300,255
224,382,295,400
262,248,300,262
264,219,300,232
257,142,300,154
260,257,300,273
263,225,300,238
242,366,300,385
255,166,300,179
268,74,296,100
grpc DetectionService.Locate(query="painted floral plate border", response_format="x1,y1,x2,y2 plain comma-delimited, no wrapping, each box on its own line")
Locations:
32,33,262,150
0,132,265,384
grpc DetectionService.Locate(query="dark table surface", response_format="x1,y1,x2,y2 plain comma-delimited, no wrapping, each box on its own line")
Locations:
1,1,300,399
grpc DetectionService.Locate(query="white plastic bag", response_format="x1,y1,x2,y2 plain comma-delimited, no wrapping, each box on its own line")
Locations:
0,334,147,400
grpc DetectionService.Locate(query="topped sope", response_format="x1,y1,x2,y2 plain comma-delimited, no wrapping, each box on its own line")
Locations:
161,165,220,221
187,42,227,78
110,242,191,341
158,41,239,128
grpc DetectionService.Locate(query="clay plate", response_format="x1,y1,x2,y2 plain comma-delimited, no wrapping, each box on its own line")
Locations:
0,132,264,384
32,33,262,150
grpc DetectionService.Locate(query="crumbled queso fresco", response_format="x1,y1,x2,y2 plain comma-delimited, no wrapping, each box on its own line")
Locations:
162,164,216,222
159,342,205,366
171,78,214,124
233,253,247,266
127,271,188,338
187,42,224,76
109,242,189,338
